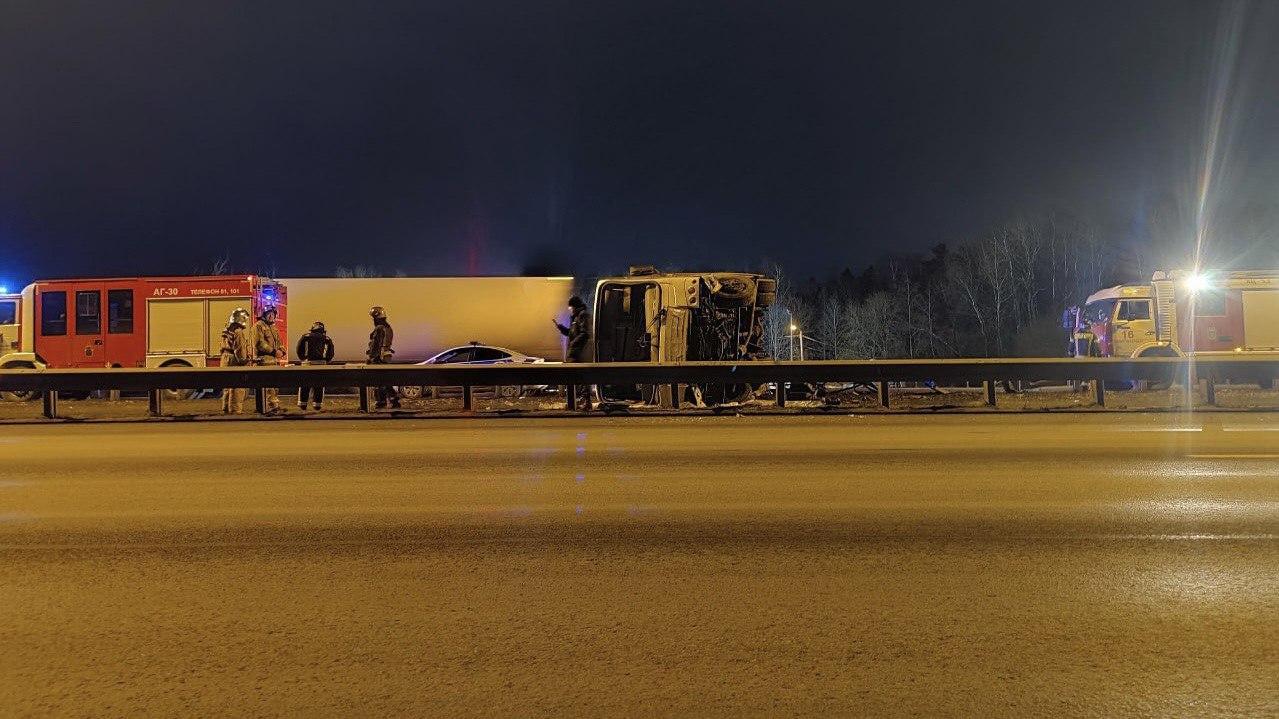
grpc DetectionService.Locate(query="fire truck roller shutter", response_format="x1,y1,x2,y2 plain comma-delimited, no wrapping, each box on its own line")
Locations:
1242,290,1279,389
1241,290,1279,350
145,299,211,399
206,298,244,360
147,299,206,355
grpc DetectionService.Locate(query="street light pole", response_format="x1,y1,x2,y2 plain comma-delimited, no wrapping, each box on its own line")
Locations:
787,310,796,361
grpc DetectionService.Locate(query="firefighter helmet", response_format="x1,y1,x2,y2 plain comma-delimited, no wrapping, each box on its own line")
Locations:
310,321,326,333
370,306,387,320
229,308,250,326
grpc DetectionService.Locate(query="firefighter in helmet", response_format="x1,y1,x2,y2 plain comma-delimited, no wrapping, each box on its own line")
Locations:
367,306,401,409
253,305,285,413
220,308,252,414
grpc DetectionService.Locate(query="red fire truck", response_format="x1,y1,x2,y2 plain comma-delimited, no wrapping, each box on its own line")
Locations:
0,276,285,400
1066,269,1279,387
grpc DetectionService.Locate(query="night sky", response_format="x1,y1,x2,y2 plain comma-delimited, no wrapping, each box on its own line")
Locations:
2,0,1278,285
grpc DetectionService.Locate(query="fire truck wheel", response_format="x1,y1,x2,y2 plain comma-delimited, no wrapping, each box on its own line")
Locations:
157,360,200,400
1138,347,1179,390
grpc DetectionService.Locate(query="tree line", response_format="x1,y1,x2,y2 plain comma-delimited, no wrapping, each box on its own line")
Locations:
760,212,1123,360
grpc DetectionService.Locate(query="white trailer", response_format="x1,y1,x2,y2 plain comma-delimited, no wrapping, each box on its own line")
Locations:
278,277,574,363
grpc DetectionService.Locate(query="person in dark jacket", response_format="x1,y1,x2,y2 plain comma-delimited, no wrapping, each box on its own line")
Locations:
367,306,401,409
296,321,335,411
553,295,594,410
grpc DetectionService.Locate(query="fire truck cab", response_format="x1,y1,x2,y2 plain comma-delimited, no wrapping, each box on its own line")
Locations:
1069,269,1279,386
0,276,284,399
1069,284,1158,358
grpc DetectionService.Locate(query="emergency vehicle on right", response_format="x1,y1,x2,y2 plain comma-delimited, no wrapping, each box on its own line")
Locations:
1064,269,1279,388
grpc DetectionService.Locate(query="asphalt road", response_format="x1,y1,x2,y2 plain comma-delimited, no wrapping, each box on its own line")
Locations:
2,413,1277,717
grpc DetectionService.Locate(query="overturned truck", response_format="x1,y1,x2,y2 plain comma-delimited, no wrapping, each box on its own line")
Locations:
593,266,776,405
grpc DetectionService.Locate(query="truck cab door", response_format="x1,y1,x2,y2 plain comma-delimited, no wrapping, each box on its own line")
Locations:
35,288,71,366
1112,299,1156,357
71,287,107,367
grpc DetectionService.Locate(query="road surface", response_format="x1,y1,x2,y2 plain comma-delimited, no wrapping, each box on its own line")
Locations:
2,414,1277,716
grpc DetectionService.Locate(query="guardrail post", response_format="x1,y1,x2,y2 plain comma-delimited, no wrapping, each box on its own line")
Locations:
254,388,266,414
775,382,786,407
983,380,997,407
877,381,890,409
1093,379,1106,408
566,384,578,411
670,383,680,409
358,386,369,413
1204,378,1217,407
462,385,473,411
108,390,121,402
42,391,58,419
148,389,164,417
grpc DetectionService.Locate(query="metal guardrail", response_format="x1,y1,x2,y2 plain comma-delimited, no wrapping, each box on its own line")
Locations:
1,357,1275,418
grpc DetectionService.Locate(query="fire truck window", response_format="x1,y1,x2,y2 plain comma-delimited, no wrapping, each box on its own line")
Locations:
108,290,134,334
1084,300,1115,324
1194,292,1227,317
41,292,67,336
0,301,15,325
1117,300,1150,321
75,291,101,335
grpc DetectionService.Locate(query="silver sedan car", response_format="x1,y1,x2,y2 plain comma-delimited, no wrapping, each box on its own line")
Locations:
398,343,549,400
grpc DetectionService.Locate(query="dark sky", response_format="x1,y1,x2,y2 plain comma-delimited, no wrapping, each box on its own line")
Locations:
2,0,1278,285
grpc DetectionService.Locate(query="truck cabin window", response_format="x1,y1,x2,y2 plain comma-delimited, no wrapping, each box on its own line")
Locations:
1084,300,1116,325
108,290,134,334
76,290,101,335
0,301,15,325
41,292,67,336
1116,300,1150,321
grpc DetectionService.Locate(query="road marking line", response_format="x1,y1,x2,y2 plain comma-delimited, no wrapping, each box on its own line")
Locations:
1187,454,1279,459
1222,427,1279,432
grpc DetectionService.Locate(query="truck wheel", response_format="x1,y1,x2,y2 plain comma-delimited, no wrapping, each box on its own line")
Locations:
712,277,753,307
1138,347,1179,391
159,360,200,400
0,361,38,402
